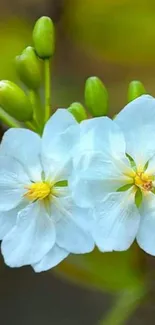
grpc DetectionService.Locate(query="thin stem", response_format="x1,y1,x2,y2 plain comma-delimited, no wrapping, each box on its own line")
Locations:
25,121,37,132
28,90,44,134
0,107,21,128
98,284,146,325
44,59,51,122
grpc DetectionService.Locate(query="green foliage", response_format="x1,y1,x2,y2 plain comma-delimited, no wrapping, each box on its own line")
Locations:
0,19,31,81
64,0,155,65
54,245,144,293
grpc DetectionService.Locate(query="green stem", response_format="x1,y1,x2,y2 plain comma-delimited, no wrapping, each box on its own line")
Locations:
44,59,51,122
98,284,146,325
25,121,37,132
0,107,21,128
28,90,44,134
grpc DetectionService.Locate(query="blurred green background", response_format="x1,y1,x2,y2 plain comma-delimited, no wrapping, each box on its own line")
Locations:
1,0,155,324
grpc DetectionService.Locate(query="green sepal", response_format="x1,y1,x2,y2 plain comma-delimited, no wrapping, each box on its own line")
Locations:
55,180,68,187
117,184,133,192
0,80,33,122
151,187,155,194
68,102,87,122
84,76,108,117
33,16,55,59
128,80,146,103
126,153,136,170
16,46,41,90
135,188,143,208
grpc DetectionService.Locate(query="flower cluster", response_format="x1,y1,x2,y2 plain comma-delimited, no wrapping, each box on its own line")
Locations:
0,95,155,272
0,16,154,273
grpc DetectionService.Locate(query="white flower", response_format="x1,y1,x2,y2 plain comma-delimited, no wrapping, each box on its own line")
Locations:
70,95,155,255
0,109,94,272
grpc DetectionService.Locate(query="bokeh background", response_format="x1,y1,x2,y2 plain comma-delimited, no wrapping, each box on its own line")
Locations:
1,0,155,324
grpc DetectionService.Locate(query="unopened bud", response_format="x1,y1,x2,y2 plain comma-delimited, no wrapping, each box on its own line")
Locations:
85,76,108,117
0,80,33,121
128,80,146,102
33,16,55,59
16,46,41,90
68,102,87,122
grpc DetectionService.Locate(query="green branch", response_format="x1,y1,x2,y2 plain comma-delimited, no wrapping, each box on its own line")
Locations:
98,284,146,325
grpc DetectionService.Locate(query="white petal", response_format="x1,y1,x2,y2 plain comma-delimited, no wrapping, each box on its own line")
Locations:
0,202,27,240
115,95,155,167
145,154,155,175
70,151,133,208
50,196,94,253
32,244,69,272
92,189,140,252
120,125,155,169
0,128,42,182
42,109,79,180
115,95,155,133
79,117,127,163
0,208,18,239
137,192,155,256
0,156,30,211
1,202,56,267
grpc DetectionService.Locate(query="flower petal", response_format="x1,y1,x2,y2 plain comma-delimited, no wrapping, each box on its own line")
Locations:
50,196,94,253
0,208,17,240
137,192,155,256
1,202,56,267
0,156,30,211
79,117,127,163
115,95,155,167
0,128,42,182
92,189,140,252
32,244,69,272
42,109,79,180
70,151,133,208
0,201,27,240
115,95,155,133
145,154,155,176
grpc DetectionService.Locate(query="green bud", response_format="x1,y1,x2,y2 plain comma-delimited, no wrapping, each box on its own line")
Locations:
32,16,55,59
16,46,41,90
68,102,87,122
0,80,33,121
128,80,146,102
85,76,108,117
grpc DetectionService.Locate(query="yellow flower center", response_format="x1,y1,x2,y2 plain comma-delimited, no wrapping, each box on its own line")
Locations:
134,171,153,191
24,182,51,201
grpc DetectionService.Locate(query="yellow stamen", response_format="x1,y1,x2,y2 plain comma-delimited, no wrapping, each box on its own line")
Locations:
24,182,51,201
134,172,153,191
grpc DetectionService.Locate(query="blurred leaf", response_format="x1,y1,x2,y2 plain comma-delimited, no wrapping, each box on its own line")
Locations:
54,245,144,293
64,0,155,65
0,18,32,80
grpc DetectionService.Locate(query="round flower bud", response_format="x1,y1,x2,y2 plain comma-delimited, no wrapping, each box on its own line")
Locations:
68,102,87,122
32,16,55,59
0,80,33,121
16,46,41,90
128,80,146,102
85,76,108,117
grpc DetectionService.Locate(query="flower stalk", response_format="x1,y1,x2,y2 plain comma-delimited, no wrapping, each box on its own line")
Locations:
44,58,51,122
